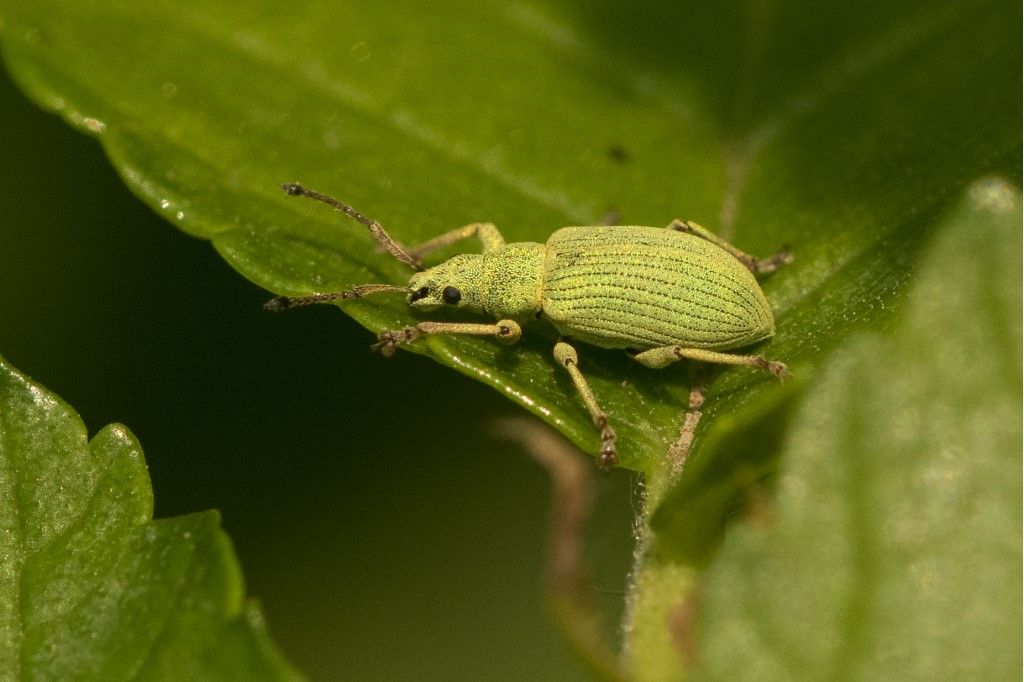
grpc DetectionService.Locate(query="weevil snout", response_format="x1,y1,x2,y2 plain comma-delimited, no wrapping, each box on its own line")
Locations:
405,256,486,311
408,285,431,304
405,271,445,308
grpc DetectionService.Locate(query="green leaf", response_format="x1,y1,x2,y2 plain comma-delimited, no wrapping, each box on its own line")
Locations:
687,179,1022,678
0,356,300,680
1,1,1017,470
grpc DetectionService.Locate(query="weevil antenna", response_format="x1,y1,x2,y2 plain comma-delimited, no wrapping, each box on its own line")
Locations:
282,183,423,271
264,284,411,312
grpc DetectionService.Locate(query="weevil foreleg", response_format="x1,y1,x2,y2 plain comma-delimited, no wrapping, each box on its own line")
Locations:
264,284,410,312
667,219,792,274
553,342,617,469
373,319,522,356
405,223,506,260
282,183,423,270
632,345,788,380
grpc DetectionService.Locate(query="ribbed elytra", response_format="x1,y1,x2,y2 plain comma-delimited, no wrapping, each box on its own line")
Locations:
269,183,792,468
542,226,774,351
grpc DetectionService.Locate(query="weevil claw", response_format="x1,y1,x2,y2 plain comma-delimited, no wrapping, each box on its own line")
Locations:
372,326,421,356
753,356,789,381
774,246,795,268
768,361,789,381
597,423,618,469
599,444,618,470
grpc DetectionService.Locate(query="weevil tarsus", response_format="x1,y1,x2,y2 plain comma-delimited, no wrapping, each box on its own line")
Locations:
668,219,793,274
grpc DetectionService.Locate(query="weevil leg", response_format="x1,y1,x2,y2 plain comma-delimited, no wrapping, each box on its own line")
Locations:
666,375,707,479
264,283,409,312
282,183,423,270
405,223,506,260
598,208,622,226
666,219,792,274
553,342,618,468
632,345,788,380
373,319,522,356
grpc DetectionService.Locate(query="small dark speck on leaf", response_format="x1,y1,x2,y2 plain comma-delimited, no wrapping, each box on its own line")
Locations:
607,144,630,164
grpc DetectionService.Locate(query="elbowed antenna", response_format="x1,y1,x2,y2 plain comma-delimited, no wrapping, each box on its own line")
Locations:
281,183,423,271
264,284,411,312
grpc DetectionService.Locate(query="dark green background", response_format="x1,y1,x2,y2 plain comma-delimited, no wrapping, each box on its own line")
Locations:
0,67,636,680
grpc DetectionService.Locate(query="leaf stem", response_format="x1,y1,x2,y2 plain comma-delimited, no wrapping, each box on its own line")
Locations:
620,379,709,679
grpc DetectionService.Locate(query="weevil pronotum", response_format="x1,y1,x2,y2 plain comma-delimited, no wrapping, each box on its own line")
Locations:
267,184,791,468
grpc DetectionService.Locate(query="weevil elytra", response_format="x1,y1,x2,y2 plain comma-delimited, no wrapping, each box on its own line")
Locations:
267,184,791,467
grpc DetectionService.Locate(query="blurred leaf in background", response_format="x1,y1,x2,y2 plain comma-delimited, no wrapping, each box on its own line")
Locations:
693,180,1022,680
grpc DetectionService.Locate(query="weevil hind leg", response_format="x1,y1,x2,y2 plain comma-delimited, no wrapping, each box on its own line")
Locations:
553,342,618,468
632,345,788,380
666,219,792,274
373,319,522,356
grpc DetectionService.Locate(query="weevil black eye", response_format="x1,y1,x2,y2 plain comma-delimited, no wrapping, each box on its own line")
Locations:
410,286,430,302
442,286,462,304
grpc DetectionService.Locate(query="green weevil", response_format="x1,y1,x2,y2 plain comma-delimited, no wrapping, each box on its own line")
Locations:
267,183,791,467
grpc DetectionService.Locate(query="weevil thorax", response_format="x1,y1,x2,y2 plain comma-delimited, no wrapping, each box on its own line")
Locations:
406,242,545,319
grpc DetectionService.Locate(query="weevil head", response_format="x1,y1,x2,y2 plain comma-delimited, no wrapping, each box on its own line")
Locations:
406,254,487,312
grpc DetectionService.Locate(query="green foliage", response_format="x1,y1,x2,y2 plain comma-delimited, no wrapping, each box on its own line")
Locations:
0,357,300,680
0,0,1014,470
0,0,1019,678
692,180,1022,679
626,180,1022,680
